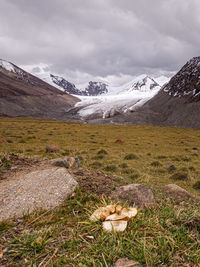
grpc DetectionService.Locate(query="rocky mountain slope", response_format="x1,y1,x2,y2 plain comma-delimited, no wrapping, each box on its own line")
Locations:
0,60,79,120
91,57,200,128
40,73,108,96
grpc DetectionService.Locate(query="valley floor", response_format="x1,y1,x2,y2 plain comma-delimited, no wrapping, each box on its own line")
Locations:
0,118,199,266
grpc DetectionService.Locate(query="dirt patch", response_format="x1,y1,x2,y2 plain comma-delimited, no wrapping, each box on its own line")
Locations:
0,155,48,181
0,154,39,181
69,168,125,196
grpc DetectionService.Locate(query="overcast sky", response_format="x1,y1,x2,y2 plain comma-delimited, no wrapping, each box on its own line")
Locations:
1,0,200,85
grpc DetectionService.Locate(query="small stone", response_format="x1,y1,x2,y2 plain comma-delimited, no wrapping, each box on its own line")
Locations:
113,258,141,267
166,163,176,170
111,184,156,208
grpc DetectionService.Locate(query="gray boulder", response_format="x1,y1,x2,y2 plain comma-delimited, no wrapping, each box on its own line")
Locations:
163,184,200,202
111,184,156,208
0,168,78,220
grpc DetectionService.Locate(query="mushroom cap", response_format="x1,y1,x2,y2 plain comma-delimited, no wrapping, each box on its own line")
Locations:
102,220,128,232
90,205,116,222
120,207,137,218
105,213,128,221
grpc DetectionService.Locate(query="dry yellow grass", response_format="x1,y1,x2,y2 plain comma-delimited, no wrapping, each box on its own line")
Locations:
0,117,200,197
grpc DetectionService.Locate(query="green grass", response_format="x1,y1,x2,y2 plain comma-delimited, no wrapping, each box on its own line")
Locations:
0,189,199,266
0,117,200,266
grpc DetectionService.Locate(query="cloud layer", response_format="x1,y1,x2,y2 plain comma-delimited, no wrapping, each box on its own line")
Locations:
1,0,200,83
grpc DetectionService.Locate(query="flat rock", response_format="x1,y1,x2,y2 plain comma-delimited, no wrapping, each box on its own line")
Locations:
110,184,156,208
0,168,78,221
113,258,141,267
163,184,200,202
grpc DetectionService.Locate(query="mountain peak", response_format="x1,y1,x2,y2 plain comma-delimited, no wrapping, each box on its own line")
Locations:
127,75,160,92
163,56,200,100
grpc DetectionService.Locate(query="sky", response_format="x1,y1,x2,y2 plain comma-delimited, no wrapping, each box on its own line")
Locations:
1,0,200,85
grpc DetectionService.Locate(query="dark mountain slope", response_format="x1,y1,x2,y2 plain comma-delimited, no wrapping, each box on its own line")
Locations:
47,74,108,96
0,60,79,120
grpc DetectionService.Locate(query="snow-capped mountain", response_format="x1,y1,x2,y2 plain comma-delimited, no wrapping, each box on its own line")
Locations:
75,75,162,119
36,71,166,119
38,73,108,96
0,59,20,74
0,59,36,86
126,76,159,92
50,74,82,95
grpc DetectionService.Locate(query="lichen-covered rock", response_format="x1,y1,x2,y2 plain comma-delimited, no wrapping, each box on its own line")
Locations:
0,168,78,221
163,184,200,202
111,184,156,208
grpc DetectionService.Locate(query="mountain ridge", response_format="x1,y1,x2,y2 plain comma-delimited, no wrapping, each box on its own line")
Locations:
0,59,79,120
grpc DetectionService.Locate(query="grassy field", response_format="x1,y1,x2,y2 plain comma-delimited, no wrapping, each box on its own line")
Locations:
0,117,200,266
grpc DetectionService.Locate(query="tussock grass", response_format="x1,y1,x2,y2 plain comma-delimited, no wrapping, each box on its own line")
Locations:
193,181,200,190
151,161,162,167
170,172,189,181
104,164,118,172
97,149,108,155
124,153,139,160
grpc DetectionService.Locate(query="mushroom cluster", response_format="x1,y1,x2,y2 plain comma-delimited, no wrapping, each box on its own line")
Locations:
90,205,137,232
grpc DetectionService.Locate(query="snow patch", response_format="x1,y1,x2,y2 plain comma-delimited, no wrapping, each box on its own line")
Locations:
75,87,160,118
0,59,15,72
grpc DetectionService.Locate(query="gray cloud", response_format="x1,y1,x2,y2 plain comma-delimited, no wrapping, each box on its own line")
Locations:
1,0,200,82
